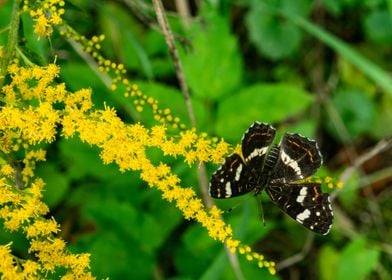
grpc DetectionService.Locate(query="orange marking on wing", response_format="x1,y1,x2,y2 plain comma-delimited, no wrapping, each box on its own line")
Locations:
313,186,320,201
248,132,272,142
230,158,239,169
288,139,314,162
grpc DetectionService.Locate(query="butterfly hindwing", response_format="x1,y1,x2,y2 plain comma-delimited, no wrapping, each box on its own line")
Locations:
209,154,256,198
270,133,322,183
265,182,333,235
241,122,276,171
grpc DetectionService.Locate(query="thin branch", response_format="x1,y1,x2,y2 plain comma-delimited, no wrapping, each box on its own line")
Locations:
197,163,213,208
225,247,245,280
152,0,196,127
275,232,314,272
0,0,22,87
334,137,392,192
330,137,392,235
175,0,192,29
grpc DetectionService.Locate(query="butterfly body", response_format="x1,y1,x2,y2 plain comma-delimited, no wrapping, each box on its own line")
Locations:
209,122,333,235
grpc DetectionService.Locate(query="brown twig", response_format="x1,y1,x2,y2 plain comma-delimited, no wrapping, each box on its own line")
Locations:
175,0,192,29
152,0,196,127
333,137,392,196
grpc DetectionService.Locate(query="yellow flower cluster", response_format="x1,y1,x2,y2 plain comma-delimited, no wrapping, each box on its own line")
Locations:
0,64,94,278
23,0,65,37
0,62,277,277
127,85,187,130
1,64,63,150
0,179,93,278
59,24,127,91
310,176,344,189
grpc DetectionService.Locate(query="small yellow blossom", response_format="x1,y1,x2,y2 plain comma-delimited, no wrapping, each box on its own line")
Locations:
0,164,14,177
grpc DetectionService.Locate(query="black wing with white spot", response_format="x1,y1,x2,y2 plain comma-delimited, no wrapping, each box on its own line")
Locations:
270,133,322,183
241,122,276,172
265,182,333,235
209,154,256,198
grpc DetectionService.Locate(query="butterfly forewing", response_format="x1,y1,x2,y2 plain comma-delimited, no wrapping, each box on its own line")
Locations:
209,154,256,198
265,183,333,235
270,133,322,183
241,122,276,171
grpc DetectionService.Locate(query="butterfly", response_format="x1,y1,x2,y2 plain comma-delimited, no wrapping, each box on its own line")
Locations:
209,122,333,235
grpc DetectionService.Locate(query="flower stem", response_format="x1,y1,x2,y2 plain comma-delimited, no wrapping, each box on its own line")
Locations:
0,0,22,86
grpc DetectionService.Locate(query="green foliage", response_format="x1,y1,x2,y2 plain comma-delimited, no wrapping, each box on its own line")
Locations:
337,238,380,280
246,0,311,59
319,238,380,280
2,0,391,279
180,8,243,100
364,10,392,44
327,88,376,142
216,83,314,141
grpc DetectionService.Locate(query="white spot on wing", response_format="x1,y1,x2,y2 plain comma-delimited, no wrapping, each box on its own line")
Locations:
296,209,311,222
225,182,232,198
328,196,333,211
245,147,268,162
235,164,243,181
281,150,303,178
296,187,307,203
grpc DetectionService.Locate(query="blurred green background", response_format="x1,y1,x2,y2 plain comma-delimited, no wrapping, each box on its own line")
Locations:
1,0,392,279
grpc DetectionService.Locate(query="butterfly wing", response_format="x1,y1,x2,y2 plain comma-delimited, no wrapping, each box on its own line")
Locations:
265,182,333,235
241,122,276,172
209,154,256,198
270,133,322,183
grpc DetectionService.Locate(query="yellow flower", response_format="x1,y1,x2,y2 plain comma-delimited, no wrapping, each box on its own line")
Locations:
21,260,40,277
34,14,52,37
0,164,14,177
0,243,17,279
25,218,60,238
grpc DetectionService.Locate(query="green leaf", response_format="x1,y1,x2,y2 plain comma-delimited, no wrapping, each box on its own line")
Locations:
180,9,243,99
216,83,314,141
371,95,392,138
318,245,340,280
337,238,380,280
84,232,154,279
36,163,70,208
364,10,392,44
58,138,120,180
175,224,220,277
321,0,342,16
246,0,312,60
327,88,376,141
